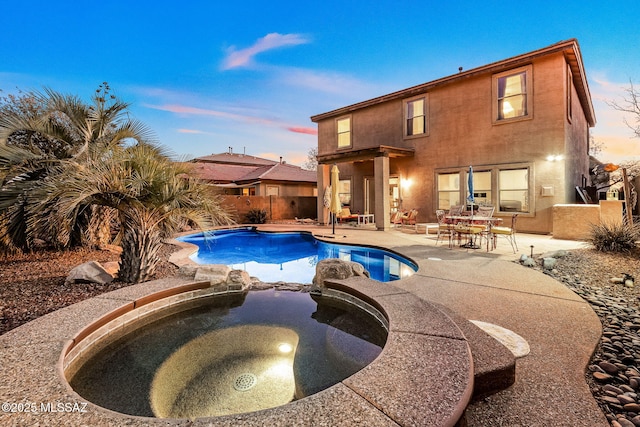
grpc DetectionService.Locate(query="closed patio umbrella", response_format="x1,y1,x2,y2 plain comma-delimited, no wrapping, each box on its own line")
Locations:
330,164,342,234
467,165,475,216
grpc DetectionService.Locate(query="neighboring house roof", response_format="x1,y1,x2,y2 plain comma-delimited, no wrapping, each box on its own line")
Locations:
189,163,255,183
311,38,595,127
236,163,317,184
193,152,278,166
190,152,316,186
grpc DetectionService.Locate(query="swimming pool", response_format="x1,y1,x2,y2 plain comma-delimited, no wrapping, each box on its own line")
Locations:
178,228,417,283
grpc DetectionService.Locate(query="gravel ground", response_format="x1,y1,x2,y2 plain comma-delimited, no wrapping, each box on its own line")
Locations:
540,248,640,427
1,243,639,425
0,243,179,335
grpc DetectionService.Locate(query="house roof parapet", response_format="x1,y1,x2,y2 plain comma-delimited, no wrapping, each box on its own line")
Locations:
310,39,595,127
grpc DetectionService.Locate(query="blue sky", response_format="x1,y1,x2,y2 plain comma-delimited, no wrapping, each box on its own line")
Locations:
1,1,639,165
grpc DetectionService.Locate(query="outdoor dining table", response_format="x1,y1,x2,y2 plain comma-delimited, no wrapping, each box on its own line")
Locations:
445,215,503,249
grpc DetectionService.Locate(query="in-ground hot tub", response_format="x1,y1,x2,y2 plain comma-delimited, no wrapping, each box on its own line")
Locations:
65,285,388,418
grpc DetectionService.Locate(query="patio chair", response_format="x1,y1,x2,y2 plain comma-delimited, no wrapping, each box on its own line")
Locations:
401,209,419,229
449,205,464,217
435,209,453,247
337,207,358,223
390,210,404,227
475,205,495,218
453,222,487,249
490,214,518,253
454,205,494,250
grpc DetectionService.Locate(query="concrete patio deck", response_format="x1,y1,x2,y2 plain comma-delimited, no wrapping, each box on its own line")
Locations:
265,223,609,426
0,223,608,426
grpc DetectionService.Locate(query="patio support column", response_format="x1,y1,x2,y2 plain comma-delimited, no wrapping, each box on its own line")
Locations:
374,155,390,231
317,164,331,225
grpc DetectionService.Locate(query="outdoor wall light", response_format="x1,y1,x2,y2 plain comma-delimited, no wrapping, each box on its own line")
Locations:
401,178,413,189
546,154,563,162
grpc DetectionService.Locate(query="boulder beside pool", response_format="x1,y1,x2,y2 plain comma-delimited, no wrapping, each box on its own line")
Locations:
312,258,370,289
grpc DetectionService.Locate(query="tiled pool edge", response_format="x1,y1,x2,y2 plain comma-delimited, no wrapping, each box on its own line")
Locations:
1,275,474,426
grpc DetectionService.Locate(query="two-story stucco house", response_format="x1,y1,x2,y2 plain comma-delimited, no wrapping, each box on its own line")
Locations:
311,39,596,234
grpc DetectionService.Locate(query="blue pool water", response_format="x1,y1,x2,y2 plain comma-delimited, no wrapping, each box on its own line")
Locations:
178,228,417,283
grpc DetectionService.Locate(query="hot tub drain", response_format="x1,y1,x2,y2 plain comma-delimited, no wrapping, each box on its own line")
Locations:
233,373,257,392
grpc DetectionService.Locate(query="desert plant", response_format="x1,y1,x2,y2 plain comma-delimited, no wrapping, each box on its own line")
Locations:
589,222,640,253
245,208,268,224
0,84,155,251
33,143,234,283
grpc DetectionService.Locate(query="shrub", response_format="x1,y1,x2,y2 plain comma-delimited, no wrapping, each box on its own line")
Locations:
589,222,639,253
245,208,268,224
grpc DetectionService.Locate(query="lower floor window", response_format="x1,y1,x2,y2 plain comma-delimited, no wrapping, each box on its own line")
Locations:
437,165,531,213
437,173,460,210
338,179,351,206
499,168,529,212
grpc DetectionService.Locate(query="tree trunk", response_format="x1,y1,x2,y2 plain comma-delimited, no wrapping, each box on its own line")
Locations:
118,209,162,283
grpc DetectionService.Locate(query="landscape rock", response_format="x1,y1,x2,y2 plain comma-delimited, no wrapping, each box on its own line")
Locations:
542,249,569,259
312,258,370,288
194,265,231,285
542,257,557,270
64,261,114,285
227,269,252,290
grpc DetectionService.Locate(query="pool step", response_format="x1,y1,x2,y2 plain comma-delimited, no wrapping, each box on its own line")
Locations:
436,303,516,400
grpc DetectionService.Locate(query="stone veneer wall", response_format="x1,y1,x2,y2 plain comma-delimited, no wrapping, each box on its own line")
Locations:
552,201,624,240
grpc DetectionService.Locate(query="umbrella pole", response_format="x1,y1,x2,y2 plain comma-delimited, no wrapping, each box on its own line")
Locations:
332,212,335,234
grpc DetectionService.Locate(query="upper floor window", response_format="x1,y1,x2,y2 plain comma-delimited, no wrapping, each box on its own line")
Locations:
337,117,351,148
405,96,427,137
493,66,532,123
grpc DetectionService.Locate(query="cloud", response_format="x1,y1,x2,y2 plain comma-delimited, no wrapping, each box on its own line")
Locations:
177,128,206,134
145,102,315,137
589,74,640,162
222,33,310,70
278,67,376,97
287,126,317,135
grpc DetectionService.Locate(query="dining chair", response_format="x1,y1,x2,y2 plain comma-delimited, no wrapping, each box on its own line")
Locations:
435,209,453,247
490,214,519,253
453,222,486,249
449,205,464,217
464,205,494,249
475,205,495,218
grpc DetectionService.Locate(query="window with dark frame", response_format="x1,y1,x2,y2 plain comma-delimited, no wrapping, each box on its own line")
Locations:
337,117,351,148
406,98,426,136
497,71,528,120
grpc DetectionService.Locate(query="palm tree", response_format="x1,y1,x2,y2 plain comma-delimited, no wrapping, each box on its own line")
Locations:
34,143,234,283
0,84,154,251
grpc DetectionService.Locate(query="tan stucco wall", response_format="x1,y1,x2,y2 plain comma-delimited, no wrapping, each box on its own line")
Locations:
552,204,600,240
315,51,592,234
